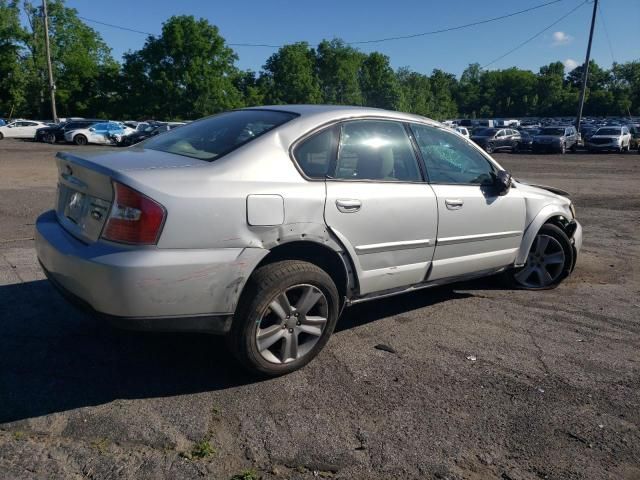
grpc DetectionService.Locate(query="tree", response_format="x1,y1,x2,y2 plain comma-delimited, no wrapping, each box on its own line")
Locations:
0,0,27,117
397,67,434,117
23,0,117,118
457,63,482,117
261,42,322,104
359,52,401,109
429,69,458,119
120,15,242,119
316,39,365,105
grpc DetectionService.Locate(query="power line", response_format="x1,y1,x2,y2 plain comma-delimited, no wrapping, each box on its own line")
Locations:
481,0,588,69
348,0,565,45
597,1,616,63
78,0,565,49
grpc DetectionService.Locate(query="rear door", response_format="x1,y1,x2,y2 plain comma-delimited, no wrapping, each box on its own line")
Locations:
410,123,526,281
321,119,438,295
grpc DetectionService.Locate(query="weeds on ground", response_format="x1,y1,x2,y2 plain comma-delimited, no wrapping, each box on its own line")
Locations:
181,439,216,460
230,469,259,480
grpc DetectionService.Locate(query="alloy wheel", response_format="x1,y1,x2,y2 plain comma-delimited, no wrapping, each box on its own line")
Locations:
255,284,329,364
514,234,566,288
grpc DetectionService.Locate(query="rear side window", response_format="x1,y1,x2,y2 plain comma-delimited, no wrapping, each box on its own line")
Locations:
334,120,421,182
145,110,297,161
293,126,338,179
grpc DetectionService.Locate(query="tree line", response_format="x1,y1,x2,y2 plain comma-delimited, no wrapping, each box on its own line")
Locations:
1,0,639,121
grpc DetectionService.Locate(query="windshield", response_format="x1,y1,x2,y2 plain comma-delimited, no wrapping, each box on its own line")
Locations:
595,128,621,135
144,110,297,161
539,128,565,136
473,128,497,136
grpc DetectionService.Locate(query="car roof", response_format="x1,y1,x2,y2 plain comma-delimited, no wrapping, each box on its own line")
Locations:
245,104,439,126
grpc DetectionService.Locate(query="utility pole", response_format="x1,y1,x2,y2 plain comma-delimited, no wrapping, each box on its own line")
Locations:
42,0,58,123
575,0,598,133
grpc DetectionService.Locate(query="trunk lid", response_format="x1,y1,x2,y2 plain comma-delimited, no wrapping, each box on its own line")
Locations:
54,148,204,243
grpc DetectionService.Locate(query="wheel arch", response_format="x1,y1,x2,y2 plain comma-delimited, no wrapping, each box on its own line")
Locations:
515,205,574,266
248,239,356,308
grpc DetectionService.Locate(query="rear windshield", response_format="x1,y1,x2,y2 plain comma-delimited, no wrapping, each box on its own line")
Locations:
539,128,565,136
595,128,621,135
144,110,297,161
474,128,497,136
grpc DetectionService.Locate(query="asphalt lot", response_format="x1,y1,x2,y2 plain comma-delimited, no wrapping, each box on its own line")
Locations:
0,139,639,480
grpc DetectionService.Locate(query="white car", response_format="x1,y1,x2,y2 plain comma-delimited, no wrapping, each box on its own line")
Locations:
454,126,470,138
64,122,135,146
0,120,49,140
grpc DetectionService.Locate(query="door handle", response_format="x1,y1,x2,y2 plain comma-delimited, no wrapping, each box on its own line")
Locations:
445,198,464,210
336,199,361,213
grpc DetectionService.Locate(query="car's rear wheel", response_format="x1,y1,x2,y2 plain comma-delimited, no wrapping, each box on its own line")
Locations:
45,133,56,144
74,134,87,146
227,260,339,376
509,224,573,290
485,143,494,154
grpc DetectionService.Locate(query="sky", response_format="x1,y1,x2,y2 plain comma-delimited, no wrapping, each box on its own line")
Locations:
61,0,639,77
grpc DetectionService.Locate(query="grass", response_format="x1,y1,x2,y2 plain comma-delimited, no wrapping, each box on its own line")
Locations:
181,439,216,460
230,469,259,480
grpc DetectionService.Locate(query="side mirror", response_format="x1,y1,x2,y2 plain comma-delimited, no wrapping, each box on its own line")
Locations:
89,127,95,132
494,170,512,196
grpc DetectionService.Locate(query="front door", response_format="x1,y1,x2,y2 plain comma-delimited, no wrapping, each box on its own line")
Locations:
323,119,438,295
410,123,526,281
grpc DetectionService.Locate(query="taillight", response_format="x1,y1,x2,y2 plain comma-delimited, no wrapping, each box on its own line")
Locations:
102,181,166,245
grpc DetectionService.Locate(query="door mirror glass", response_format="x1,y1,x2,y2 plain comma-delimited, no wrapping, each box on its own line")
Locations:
494,170,512,196
89,127,95,132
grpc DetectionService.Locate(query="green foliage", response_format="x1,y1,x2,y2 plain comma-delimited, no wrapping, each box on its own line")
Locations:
120,15,241,119
1,1,638,120
181,439,215,460
316,39,365,105
262,42,322,104
0,0,28,116
230,469,259,480
359,52,401,109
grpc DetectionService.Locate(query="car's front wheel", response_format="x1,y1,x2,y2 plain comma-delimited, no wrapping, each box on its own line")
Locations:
509,224,573,290
74,134,88,146
485,142,494,154
228,260,339,376
0,132,4,140
45,133,56,144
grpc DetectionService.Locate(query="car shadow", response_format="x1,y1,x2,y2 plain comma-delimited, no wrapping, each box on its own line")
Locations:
0,275,504,423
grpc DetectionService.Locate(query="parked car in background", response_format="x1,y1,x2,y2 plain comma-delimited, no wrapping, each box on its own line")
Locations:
470,128,521,153
585,126,632,153
36,119,104,144
514,129,540,152
532,126,579,154
64,121,135,145
0,120,49,140
626,125,640,150
35,105,582,375
580,126,598,143
454,126,470,138
118,123,174,146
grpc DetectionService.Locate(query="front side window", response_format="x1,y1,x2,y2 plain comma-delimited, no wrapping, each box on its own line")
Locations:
293,126,338,179
334,120,421,182
411,123,496,185
145,109,297,161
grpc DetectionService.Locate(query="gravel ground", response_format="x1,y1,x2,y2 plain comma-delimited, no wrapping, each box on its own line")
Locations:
0,139,638,480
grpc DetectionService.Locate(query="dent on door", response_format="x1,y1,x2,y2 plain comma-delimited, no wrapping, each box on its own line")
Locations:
325,182,438,295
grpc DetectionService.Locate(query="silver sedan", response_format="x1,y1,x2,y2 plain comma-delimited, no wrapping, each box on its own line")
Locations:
36,105,583,375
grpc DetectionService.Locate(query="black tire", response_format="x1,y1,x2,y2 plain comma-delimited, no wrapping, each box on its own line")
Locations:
74,134,87,146
0,132,3,140
570,142,577,152
507,223,574,290
227,260,340,377
485,143,494,154
45,133,56,144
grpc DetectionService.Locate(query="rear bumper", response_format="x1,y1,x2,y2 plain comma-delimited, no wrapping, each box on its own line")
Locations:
35,210,268,333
